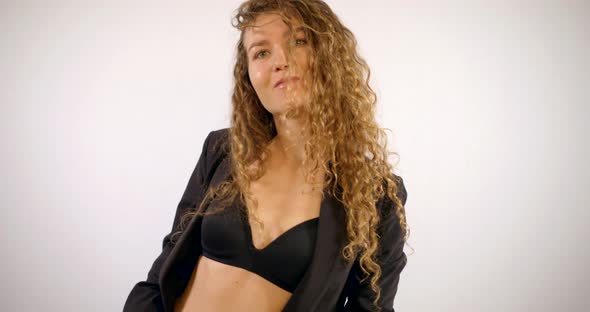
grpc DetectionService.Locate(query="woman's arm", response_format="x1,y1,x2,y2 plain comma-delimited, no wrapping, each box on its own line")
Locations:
122,131,214,312
344,175,408,312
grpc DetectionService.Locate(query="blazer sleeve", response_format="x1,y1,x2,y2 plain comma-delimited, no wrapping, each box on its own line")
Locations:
344,175,408,312
123,131,214,312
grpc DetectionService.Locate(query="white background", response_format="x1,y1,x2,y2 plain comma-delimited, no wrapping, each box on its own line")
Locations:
1,1,588,311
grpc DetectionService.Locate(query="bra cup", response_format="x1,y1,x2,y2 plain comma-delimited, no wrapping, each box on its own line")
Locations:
201,199,319,292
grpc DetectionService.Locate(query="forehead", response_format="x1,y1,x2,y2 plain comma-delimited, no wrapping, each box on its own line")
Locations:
244,14,303,39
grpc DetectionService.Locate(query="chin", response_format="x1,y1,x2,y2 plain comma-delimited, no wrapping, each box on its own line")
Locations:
273,102,307,120
261,90,309,116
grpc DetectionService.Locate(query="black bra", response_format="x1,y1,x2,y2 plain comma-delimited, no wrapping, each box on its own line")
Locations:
201,198,319,292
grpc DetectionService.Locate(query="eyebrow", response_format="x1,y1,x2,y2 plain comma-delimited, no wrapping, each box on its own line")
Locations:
247,26,306,53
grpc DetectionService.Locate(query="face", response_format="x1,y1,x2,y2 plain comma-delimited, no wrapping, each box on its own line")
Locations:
243,13,312,116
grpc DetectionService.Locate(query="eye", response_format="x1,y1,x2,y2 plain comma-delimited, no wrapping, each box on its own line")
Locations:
295,38,308,45
253,39,308,60
254,50,269,59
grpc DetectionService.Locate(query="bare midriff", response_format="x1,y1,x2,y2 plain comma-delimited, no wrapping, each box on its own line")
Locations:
174,255,292,312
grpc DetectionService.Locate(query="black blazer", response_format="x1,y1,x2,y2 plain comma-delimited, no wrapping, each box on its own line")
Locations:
123,128,408,312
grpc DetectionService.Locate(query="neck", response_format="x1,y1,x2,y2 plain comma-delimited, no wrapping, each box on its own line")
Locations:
267,112,328,190
271,112,309,167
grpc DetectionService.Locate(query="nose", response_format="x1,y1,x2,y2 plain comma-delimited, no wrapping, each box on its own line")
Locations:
273,46,289,71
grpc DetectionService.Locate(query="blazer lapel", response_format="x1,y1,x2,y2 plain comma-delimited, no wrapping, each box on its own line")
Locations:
159,208,203,312
159,156,232,312
282,187,348,312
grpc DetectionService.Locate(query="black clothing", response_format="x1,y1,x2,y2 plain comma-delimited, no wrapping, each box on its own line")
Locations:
201,196,320,292
123,128,408,312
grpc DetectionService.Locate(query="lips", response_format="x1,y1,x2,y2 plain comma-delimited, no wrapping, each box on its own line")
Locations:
274,76,300,88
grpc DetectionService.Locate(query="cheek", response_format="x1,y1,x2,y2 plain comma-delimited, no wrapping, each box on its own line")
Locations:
296,50,311,70
251,70,264,83
248,67,271,93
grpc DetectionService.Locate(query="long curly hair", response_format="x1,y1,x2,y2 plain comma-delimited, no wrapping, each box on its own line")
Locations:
172,0,410,310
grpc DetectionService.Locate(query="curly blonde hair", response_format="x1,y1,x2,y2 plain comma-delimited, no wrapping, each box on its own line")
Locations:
172,0,411,310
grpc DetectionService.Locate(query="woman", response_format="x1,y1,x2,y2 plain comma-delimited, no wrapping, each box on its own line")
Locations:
123,0,410,311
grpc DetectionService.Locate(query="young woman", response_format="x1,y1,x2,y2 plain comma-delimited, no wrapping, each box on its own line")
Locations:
123,1,410,311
